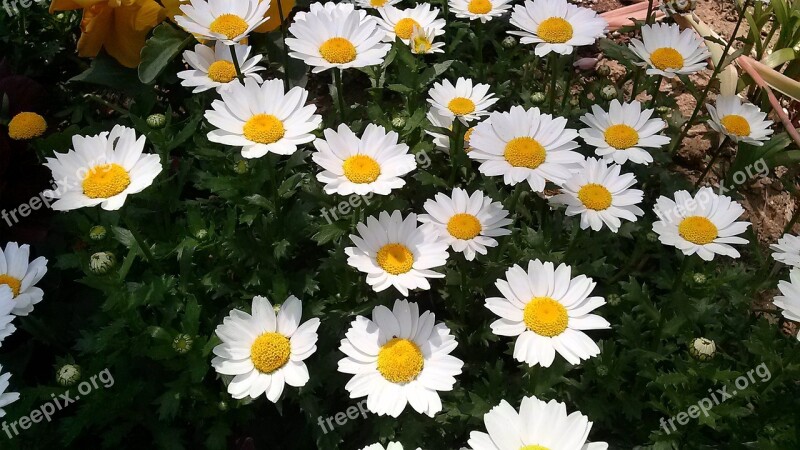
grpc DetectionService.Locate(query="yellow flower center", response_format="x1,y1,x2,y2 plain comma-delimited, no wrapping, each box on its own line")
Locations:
343,155,381,184
577,183,613,211
8,112,47,140
370,0,387,6
504,137,546,169
678,216,718,245
250,332,291,374
447,213,482,240
412,34,433,54
209,14,249,40
447,97,476,116
523,297,569,337
319,37,357,64
394,18,421,40
377,338,424,383
604,124,639,150
243,114,285,144
376,243,414,275
537,17,573,44
650,47,684,71
0,275,22,297
207,60,238,83
520,446,550,450
720,114,751,137
82,164,131,199
468,0,492,14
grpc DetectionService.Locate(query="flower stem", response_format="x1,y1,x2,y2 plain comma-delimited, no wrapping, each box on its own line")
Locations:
646,75,662,109
449,119,465,186
229,45,245,85
334,68,347,122
277,0,291,89
560,53,576,112
694,136,730,189
629,67,642,101
548,53,559,113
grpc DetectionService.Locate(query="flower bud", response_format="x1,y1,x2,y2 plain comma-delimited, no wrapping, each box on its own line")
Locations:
89,252,116,275
173,334,193,354
56,364,81,387
596,64,611,77
391,115,407,129
600,85,617,101
233,160,249,175
692,273,707,284
689,337,716,360
502,36,517,48
89,225,107,241
606,293,621,306
146,113,167,129
530,92,546,105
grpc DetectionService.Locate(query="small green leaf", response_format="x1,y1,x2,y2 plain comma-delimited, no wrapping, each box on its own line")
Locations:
139,23,194,85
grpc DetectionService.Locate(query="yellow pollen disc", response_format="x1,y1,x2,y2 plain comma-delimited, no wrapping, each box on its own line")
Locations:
577,183,613,211
468,0,492,14
394,18,421,40
504,137,546,169
720,114,751,137
678,216,718,245
8,112,47,140
523,297,569,337
243,114,285,144
447,213,482,240
209,14,249,40
319,37,357,64
343,155,381,184
0,275,22,297
537,17,573,44
604,124,639,150
650,47,684,71
376,243,414,275
370,0,387,5
520,446,550,450
82,164,131,199
207,60,238,83
447,97,476,116
412,35,433,54
250,332,291,373
377,338,424,383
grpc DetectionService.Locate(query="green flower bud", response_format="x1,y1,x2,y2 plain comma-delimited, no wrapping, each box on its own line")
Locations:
218,401,229,411
233,160,249,175
596,64,611,77
530,92,546,105
656,105,672,116
692,273,707,284
194,229,209,241
146,113,167,129
173,334,193,354
391,115,407,129
56,363,81,387
89,225,107,241
502,36,517,48
607,293,621,306
689,337,716,361
89,252,116,275
569,97,580,107
595,365,609,376
600,85,617,101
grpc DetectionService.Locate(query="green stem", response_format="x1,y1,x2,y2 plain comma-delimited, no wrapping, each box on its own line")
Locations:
229,46,245,85
448,119,465,186
646,75,662,109
562,224,579,262
629,67,642,101
694,136,730,189
672,254,691,292
645,0,655,25
507,183,524,214
548,53,559,113
277,0,291,89
560,53,576,112
334,68,347,122
124,216,159,270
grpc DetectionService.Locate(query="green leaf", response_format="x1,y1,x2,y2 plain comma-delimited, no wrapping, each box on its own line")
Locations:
138,23,194,85
70,54,141,92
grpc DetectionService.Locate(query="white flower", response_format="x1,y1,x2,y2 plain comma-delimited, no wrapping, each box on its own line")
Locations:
508,0,608,57
579,100,670,165
485,260,610,367
174,0,270,45
0,242,47,316
771,233,800,267
0,365,20,418
356,0,401,9
449,0,512,23
211,295,320,402
419,188,512,260
468,105,583,191
652,187,750,261
0,287,16,346
205,78,321,159
428,77,498,124
629,23,711,78
178,42,265,93
43,125,163,211
551,158,644,232
410,26,445,54
774,268,800,341
425,108,478,153
706,95,774,146
467,395,608,450
312,123,416,196
345,211,449,296
338,299,464,417
362,443,420,450
377,4,446,44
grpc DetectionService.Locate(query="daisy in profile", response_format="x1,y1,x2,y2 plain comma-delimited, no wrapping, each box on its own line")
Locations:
579,100,670,165
410,26,445,54
426,109,478,153
0,242,47,317
450,0,512,22
0,365,19,418
419,188,512,260
211,295,320,402
652,187,750,261
178,42,265,93
509,0,608,56
312,124,416,196
629,23,710,78
378,4,446,44
485,260,610,367
428,78,497,124
771,233,800,267
468,395,608,450
0,287,16,346
551,158,644,232
205,78,321,159
356,0,401,9
44,125,162,212
706,95,774,146
175,0,270,44
773,269,800,341
338,299,463,417
286,3,390,73
345,211,449,296
468,106,584,192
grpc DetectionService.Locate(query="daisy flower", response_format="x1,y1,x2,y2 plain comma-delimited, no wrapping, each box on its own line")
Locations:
356,0,401,9
286,2,390,73
551,158,644,232
428,77,497,124
419,188,512,260
579,100,670,165
425,109,479,153
377,4,446,44
652,187,750,261
771,233,800,267
174,0,270,45
706,95,774,146
773,268,800,341
0,286,16,346
211,295,320,402
312,123,417,196
338,299,464,417
205,78,321,159
0,365,19,418
178,42,265,93
449,0,512,22
363,443,419,450
468,105,584,191
508,0,608,57
410,26,445,54
468,395,608,450
345,211,449,296
629,23,710,78
485,260,610,367
0,242,47,317
43,125,162,211
7,112,46,141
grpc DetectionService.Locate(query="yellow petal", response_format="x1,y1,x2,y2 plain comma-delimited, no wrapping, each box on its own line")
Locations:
76,5,112,58
134,0,165,30
103,4,151,67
